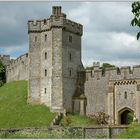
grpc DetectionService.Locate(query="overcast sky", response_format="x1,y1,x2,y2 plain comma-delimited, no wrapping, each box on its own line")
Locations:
0,1,139,67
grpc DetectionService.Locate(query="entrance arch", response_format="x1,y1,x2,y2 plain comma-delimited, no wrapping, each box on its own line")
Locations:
118,107,134,125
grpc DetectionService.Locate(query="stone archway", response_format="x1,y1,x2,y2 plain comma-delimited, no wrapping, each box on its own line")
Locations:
118,107,134,125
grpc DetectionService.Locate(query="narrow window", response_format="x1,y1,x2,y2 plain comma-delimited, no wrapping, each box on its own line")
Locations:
45,52,47,59
69,35,72,43
35,36,37,42
45,69,47,76
69,53,72,61
44,88,46,94
69,69,72,77
45,35,47,42
124,91,127,99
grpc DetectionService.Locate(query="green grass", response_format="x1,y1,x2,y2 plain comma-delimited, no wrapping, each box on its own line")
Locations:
0,80,55,129
60,113,97,127
116,122,140,138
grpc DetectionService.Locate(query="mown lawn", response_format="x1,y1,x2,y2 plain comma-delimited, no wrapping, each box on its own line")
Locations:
60,113,97,127
0,80,55,129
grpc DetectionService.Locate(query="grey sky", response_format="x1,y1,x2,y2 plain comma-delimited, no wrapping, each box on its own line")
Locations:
0,2,139,67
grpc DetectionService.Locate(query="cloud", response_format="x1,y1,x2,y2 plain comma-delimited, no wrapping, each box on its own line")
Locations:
0,2,139,67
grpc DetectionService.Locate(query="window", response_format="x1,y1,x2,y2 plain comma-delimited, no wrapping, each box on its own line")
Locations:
69,35,72,43
45,35,47,42
69,53,72,61
35,36,37,42
124,91,127,99
44,19,47,24
44,88,46,94
45,52,47,59
69,69,72,77
45,69,47,76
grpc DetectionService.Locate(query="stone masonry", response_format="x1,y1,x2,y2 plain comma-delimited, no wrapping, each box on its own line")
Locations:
3,6,140,125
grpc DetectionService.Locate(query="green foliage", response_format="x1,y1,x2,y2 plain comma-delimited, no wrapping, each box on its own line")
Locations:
117,122,140,138
61,116,72,126
0,61,5,87
86,63,115,70
101,63,115,69
127,112,134,124
131,1,140,40
86,66,93,70
0,80,55,129
95,133,107,138
60,113,96,127
88,112,110,125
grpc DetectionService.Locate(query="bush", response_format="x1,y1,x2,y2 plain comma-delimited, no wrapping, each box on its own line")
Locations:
117,122,140,138
88,112,109,125
61,116,72,127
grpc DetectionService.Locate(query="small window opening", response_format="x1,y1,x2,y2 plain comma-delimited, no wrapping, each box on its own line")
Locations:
45,35,47,42
35,36,37,42
44,19,47,24
45,69,47,76
69,69,72,77
45,52,47,59
124,91,127,99
69,35,72,43
69,53,72,61
44,88,46,94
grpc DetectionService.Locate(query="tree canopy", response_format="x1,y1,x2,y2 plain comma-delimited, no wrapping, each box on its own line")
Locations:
131,1,140,40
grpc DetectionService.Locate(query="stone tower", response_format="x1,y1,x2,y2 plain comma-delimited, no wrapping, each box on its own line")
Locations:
28,6,83,112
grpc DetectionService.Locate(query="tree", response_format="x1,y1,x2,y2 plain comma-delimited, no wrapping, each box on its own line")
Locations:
131,1,140,40
0,61,6,87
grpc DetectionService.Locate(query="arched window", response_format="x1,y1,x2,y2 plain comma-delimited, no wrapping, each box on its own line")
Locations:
124,91,127,99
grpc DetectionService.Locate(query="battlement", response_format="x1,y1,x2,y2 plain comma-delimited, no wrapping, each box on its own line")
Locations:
0,55,10,66
28,6,83,36
86,62,140,81
0,54,10,60
7,53,28,70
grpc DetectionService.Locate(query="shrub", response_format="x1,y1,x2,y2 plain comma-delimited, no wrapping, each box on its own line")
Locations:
88,112,109,125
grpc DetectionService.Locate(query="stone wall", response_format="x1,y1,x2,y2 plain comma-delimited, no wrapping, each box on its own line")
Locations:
0,55,11,66
85,62,140,124
0,125,127,138
28,6,83,113
6,53,28,83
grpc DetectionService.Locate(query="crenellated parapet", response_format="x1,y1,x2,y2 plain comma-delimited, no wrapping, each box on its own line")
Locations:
28,6,83,36
86,62,140,81
0,55,10,66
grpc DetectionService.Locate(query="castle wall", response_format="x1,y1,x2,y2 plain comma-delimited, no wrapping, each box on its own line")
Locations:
40,31,52,107
28,6,83,113
85,64,140,124
0,55,11,66
6,53,28,83
62,27,83,112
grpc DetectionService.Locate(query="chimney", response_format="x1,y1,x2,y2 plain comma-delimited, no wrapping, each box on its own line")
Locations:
52,6,62,16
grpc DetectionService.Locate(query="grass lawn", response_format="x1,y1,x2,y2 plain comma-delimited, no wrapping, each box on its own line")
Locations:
60,113,97,127
116,122,140,138
0,80,55,129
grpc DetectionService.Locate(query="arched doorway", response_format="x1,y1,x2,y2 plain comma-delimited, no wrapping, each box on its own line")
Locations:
119,108,134,125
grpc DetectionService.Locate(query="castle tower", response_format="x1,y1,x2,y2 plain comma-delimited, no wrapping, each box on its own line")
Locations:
28,6,83,112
